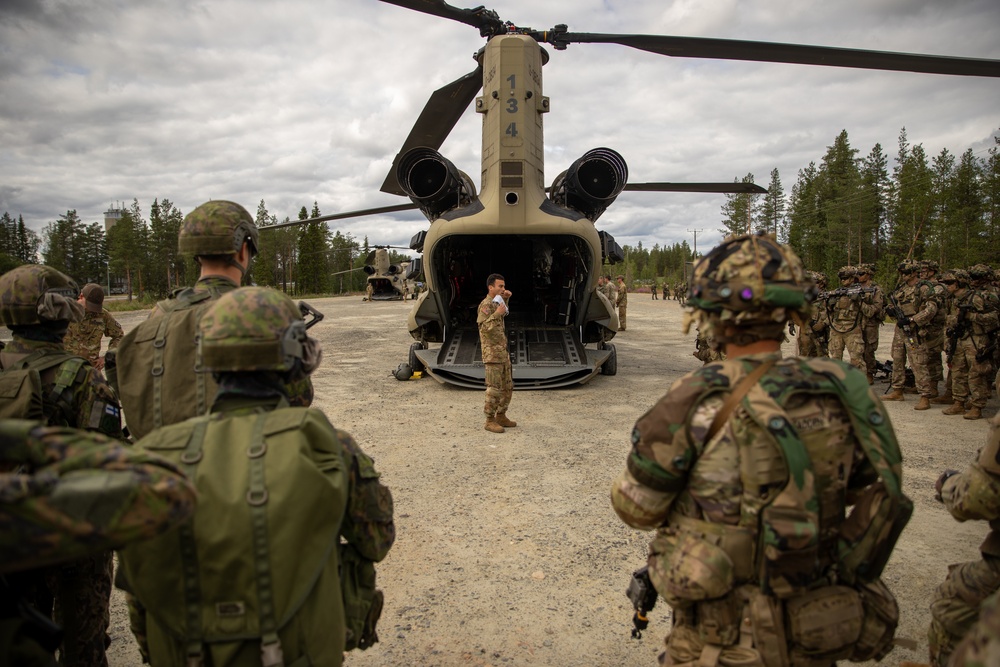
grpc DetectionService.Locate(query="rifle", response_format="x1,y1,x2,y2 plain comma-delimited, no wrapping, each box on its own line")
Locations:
945,305,971,364
823,285,877,300
886,291,920,346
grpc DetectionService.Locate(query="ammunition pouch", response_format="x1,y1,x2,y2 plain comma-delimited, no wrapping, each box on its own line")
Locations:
837,480,912,585
785,586,862,663
851,578,899,662
648,529,735,608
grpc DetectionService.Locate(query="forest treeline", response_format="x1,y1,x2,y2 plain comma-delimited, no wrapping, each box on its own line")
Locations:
3,126,997,297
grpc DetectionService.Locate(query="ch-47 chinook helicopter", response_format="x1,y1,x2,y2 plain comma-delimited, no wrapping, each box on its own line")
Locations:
364,245,419,300
265,0,999,389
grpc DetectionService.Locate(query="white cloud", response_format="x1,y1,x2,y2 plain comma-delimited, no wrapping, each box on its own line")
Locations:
0,0,996,254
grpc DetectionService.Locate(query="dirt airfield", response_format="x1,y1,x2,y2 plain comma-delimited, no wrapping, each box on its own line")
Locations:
101,293,996,666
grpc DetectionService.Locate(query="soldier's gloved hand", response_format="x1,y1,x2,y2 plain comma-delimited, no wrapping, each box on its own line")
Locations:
935,469,959,502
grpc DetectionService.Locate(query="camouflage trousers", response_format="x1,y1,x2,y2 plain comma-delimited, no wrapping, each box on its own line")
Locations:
949,587,1000,667
484,358,512,418
618,306,627,330
925,326,945,385
828,327,866,371
890,325,933,396
951,337,994,408
928,555,1000,667
46,551,113,667
863,323,881,377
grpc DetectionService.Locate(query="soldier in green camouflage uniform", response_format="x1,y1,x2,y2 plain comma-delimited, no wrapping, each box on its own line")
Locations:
0,419,195,666
884,260,942,409
616,275,628,330
478,273,516,433
941,265,1000,420
119,286,395,666
612,233,908,666
111,201,314,444
0,264,125,667
856,264,886,384
929,413,1000,665
64,283,123,371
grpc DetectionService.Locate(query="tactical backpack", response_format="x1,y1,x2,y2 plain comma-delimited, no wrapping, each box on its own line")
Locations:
112,288,218,440
118,406,377,666
0,351,87,425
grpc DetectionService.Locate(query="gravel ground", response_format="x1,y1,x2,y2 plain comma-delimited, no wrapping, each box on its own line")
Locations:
96,293,995,666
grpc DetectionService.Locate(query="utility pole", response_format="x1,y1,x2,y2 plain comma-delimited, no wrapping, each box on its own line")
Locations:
687,228,704,259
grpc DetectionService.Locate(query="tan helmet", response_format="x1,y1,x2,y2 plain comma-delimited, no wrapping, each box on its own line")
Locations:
686,233,812,347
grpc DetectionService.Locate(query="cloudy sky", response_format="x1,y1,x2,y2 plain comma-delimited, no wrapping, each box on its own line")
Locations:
1,0,998,257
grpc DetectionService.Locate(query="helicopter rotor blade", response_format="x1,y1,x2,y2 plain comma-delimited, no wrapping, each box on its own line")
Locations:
624,182,767,194
260,203,420,230
552,32,1000,78
380,63,484,195
377,0,504,36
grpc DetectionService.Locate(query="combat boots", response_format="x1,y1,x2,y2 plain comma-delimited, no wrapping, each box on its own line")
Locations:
964,407,983,420
495,412,517,428
914,396,931,411
484,417,505,433
930,389,953,405
942,402,966,416
883,389,905,401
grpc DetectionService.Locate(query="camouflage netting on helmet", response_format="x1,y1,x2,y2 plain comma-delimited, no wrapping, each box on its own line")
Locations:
198,286,319,374
684,233,813,348
969,264,994,280
0,264,83,326
897,260,919,274
178,200,259,258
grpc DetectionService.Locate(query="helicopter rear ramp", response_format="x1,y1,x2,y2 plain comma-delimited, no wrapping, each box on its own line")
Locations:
413,320,612,389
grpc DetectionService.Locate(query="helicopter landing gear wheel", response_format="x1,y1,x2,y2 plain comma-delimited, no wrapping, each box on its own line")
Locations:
600,343,617,376
409,342,426,373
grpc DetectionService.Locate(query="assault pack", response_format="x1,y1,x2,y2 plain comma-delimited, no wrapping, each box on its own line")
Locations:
0,351,88,424
110,287,219,440
118,406,382,665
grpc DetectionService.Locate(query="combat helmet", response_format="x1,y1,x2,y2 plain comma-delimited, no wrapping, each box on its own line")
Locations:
178,201,259,274
918,259,940,274
197,286,321,377
837,265,856,280
0,264,83,327
686,233,812,347
941,269,969,287
897,260,919,274
969,264,993,281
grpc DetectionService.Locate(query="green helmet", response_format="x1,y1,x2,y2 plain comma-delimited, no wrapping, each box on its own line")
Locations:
686,233,811,346
0,264,82,326
918,259,940,274
897,260,918,274
837,265,856,280
197,287,321,374
178,201,259,259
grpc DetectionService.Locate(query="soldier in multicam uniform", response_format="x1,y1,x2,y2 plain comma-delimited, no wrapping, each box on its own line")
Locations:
616,275,628,331
949,588,1000,666
651,280,659,300
1,419,195,665
64,283,123,371
798,271,829,357
662,282,668,301
612,233,908,666
941,265,1000,420
118,286,395,666
478,273,516,434
824,266,871,372
918,260,949,397
884,260,942,409
928,412,1000,665
932,269,967,406
0,264,125,667
856,264,886,384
